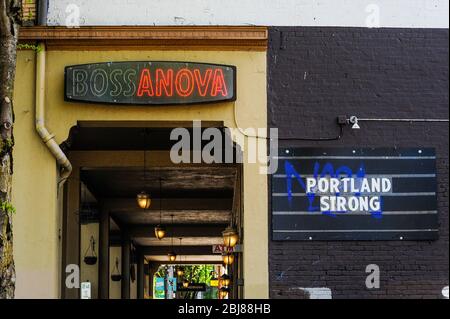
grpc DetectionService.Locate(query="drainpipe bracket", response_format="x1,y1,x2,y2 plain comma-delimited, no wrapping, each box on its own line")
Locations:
42,133,55,144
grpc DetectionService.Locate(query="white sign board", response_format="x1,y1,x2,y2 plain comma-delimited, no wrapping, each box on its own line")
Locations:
81,282,91,299
212,245,234,254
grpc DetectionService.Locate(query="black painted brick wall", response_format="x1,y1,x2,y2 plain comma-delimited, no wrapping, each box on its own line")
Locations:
268,27,449,299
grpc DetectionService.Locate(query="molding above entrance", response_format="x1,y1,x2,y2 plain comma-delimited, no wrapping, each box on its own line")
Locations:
19,26,268,51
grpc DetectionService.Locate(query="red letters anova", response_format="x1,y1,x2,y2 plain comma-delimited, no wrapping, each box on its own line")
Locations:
137,67,228,99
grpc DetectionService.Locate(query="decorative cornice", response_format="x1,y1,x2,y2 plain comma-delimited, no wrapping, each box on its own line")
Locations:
19,26,268,51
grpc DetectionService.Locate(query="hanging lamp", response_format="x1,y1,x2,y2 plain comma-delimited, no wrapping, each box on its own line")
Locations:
177,267,185,277
137,191,151,209
167,214,177,262
136,129,151,209
154,178,166,240
176,238,185,277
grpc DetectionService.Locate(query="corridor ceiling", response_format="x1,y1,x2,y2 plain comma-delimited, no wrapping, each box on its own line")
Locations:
71,124,238,264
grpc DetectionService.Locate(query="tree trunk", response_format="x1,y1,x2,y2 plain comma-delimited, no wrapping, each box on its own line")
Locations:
0,0,21,299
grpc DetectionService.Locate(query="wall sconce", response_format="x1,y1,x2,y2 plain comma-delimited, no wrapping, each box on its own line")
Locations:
219,287,230,299
110,257,122,282
83,236,97,265
222,253,235,266
222,226,239,248
220,274,231,287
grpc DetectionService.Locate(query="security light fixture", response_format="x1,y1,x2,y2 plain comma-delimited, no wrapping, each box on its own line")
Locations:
349,116,360,129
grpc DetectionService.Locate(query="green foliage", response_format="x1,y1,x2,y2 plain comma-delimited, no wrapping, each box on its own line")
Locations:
3,138,14,150
154,267,166,278
155,264,215,285
153,264,218,299
17,43,42,52
183,265,215,285
0,201,16,215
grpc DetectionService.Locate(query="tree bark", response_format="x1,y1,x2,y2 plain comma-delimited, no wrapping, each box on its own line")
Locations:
0,0,21,299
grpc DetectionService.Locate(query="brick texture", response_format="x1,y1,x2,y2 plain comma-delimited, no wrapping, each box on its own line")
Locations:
268,27,449,299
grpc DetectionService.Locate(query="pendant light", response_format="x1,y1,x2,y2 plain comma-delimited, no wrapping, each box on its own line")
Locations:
137,129,151,209
137,191,151,209
176,238,185,277
168,252,177,262
182,279,190,288
177,267,185,277
167,214,177,262
154,178,166,240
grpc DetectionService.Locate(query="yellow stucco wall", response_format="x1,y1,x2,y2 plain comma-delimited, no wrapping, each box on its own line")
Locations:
12,48,268,299
13,50,60,299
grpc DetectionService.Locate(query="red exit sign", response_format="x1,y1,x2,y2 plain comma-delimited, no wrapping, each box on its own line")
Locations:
65,61,236,105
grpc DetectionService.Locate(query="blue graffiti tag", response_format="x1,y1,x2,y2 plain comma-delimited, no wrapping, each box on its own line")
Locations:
284,160,383,219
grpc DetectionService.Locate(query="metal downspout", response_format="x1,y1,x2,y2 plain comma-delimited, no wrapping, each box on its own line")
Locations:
35,42,72,187
37,0,49,26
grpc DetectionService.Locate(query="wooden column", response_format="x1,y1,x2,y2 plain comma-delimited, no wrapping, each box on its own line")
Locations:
121,233,131,299
61,168,80,299
98,205,109,299
137,248,144,299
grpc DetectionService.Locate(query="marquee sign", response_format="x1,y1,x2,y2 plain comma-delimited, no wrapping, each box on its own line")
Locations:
271,148,439,241
65,61,236,105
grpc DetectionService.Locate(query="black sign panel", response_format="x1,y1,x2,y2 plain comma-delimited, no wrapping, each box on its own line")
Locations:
271,148,438,241
177,283,207,292
65,61,236,105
